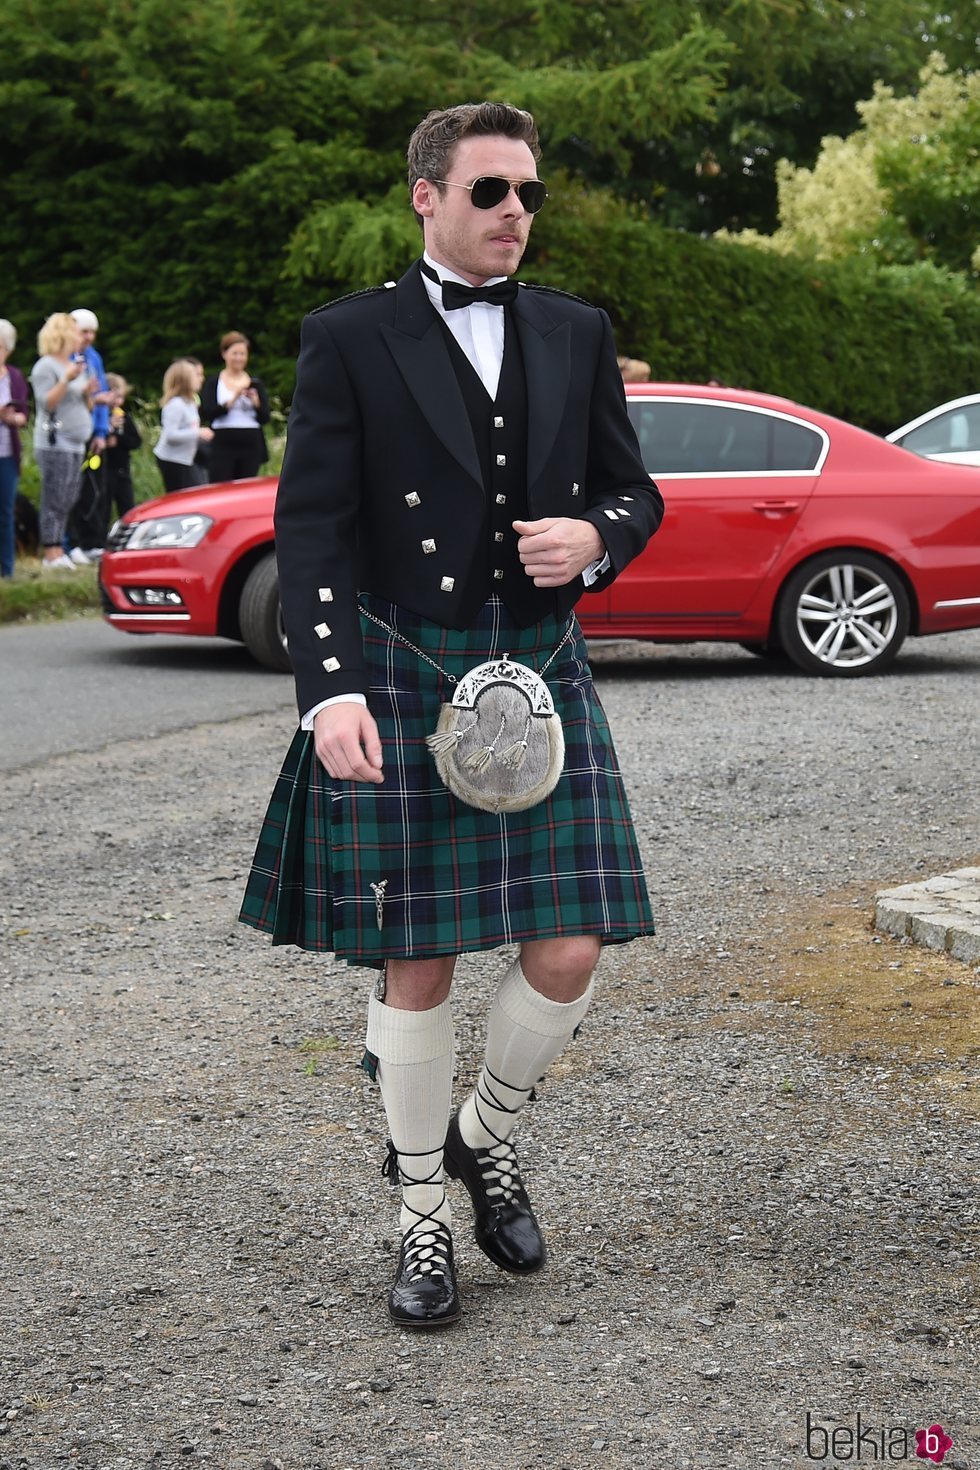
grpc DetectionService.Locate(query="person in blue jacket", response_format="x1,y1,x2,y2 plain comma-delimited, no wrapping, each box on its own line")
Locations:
67,307,114,561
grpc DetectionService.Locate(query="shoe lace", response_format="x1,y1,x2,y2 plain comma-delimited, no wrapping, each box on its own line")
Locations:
471,1065,532,1207
401,1217,453,1282
382,1141,452,1281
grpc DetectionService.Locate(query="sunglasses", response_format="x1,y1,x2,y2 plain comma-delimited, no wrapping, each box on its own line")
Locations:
433,175,548,213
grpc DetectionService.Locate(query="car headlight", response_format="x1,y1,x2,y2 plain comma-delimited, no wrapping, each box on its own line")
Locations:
126,514,213,549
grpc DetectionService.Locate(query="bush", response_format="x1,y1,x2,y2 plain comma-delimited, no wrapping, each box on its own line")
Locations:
530,189,980,433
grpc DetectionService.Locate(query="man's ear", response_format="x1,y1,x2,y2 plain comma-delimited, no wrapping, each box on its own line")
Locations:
412,179,437,218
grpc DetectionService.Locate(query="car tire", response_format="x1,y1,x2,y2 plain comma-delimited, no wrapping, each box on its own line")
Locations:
239,553,291,672
777,551,910,677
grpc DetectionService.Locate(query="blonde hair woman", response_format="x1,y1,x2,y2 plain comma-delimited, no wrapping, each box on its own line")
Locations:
153,358,213,492
29,312,94,568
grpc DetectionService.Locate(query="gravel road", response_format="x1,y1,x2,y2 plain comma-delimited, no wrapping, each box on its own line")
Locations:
2,629,979,1470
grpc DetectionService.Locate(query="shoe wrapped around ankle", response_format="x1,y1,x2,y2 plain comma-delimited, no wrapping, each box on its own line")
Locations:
444,1111,546,1275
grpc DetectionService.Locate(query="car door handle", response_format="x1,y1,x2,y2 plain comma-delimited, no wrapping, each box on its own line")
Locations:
752,500,800,514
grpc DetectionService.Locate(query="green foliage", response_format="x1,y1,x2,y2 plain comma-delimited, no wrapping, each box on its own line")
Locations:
530,201,980,433
2,0,975,423
723,56,980,276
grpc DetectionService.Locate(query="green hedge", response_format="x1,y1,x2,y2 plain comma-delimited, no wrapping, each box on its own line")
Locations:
529,195,980,434
5,181,976,437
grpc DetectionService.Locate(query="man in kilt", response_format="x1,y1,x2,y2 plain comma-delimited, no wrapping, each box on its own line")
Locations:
241,101,664,1328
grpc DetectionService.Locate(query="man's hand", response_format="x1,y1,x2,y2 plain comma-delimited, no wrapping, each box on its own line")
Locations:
512,517,605,587
90,435,107,454
313,702,384,783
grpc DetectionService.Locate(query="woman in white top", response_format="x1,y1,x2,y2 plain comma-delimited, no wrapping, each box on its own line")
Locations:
30,313,95,569
201,331,271,483
154,359,214,493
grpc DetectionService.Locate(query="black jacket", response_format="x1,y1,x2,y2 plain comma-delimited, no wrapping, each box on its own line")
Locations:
200,373,271,460
275,261,664,716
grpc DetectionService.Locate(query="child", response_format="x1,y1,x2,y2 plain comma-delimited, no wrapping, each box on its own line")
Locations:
153,359,213,492
104,372,142,522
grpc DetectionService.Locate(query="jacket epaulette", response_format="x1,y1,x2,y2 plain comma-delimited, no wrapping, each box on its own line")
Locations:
519,282,596,309
310,284,392,315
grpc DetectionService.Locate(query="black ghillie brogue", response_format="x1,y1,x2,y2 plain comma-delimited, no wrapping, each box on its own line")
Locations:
382,1142,461,1328
443,1110,546,1275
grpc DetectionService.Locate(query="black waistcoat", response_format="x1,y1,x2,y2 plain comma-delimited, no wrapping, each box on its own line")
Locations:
437,314,559,627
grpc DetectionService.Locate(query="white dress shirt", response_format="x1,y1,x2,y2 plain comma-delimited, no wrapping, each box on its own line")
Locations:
302,253,607,728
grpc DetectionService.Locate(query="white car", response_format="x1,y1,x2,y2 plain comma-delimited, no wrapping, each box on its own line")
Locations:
886,393,980,467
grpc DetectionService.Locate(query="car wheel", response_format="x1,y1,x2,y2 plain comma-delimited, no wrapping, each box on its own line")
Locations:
777,551,910,677
239,553,291,672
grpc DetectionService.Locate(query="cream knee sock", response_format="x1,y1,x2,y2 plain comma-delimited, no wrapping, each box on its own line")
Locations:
458,956,594,1151
366,991,455,1236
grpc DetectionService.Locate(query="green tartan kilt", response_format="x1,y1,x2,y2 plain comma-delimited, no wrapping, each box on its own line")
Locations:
239,594,654,966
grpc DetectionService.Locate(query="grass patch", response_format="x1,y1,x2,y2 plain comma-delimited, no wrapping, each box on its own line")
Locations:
0,562,101,625
715,894,980,1119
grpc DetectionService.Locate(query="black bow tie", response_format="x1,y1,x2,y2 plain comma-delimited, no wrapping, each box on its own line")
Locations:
420,263,519,311
440,278,519,310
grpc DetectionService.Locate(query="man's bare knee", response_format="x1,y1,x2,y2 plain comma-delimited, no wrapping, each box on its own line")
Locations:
519,937,601,1002
383,955,457,1010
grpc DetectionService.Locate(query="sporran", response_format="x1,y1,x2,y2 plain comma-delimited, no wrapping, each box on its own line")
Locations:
358,604,572,814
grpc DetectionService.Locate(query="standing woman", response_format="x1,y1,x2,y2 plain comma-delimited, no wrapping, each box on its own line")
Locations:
30,313,93,570
0,319,30,579
153,359,214,492
201,331,270,482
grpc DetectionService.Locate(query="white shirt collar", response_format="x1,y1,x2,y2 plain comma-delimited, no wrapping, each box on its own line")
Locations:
421,250,508,292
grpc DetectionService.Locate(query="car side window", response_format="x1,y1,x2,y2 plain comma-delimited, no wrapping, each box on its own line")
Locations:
627,402,823,473
902,404,980,454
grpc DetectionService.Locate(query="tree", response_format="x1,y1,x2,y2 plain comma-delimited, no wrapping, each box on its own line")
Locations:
0,0,735,394
721,55,980,276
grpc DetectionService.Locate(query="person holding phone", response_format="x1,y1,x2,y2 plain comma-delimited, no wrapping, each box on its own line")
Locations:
29,313,94,569
201,331,271,482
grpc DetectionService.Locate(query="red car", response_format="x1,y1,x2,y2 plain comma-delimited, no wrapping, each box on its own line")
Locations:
100,383,980,677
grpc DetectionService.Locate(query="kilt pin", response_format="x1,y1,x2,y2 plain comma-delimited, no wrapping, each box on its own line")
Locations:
239,245,664,1328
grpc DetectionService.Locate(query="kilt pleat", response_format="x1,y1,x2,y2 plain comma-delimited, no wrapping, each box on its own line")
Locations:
239,595,655,965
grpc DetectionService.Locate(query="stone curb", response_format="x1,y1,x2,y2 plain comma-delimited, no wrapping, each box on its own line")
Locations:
875,867,980,965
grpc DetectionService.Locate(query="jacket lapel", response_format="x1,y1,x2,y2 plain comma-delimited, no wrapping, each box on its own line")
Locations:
512,285,571,491
380,264,483,489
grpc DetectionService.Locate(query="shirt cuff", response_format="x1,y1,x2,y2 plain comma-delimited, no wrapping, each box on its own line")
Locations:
582,552,611,587
301,693,368,730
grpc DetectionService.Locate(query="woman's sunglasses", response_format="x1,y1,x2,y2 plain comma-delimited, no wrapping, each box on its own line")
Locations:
433,176,548,213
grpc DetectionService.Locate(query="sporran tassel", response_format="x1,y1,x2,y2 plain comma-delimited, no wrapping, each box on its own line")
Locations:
463,745,495,773
426,728,466,754
497,717,532,770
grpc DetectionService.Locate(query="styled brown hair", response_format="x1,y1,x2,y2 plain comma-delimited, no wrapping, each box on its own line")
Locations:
220,331,249,354
407,102,541,223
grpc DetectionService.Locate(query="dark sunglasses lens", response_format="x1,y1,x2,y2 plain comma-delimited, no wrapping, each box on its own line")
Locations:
517,180,547,213
470,176,511,209
469,177,547,212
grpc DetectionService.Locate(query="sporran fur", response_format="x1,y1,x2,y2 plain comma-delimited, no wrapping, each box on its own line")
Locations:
426,657,565,813
356,603,570,815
